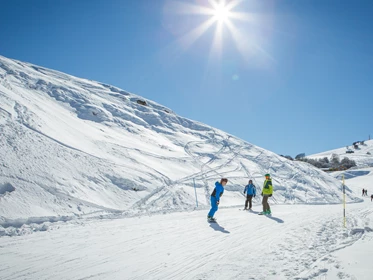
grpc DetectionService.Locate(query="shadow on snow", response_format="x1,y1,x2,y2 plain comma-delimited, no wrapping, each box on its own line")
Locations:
209,223,230,234
266,215,284,223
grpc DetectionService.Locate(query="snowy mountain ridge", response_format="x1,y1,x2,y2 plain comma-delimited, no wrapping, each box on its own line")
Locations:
308,139,373,167
0,55,360,225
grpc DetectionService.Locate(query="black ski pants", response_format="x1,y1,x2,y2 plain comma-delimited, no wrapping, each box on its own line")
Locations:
245,195,253,209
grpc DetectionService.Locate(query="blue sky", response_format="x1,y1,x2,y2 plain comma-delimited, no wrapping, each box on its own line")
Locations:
1,0,372,157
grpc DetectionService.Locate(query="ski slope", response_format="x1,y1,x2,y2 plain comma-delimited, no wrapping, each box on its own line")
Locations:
1,55,373,279
308,140,373,168
1,171,372,280
0,54,360,229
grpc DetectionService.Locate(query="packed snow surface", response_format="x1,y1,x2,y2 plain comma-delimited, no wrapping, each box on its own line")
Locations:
1,172,372,279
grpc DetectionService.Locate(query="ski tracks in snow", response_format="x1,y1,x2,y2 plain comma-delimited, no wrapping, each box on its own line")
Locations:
287,207,373,280
133,132,237,209
1,203,372,280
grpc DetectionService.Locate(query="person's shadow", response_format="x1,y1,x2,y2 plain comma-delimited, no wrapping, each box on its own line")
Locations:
266,215,284,223
209,222,230,233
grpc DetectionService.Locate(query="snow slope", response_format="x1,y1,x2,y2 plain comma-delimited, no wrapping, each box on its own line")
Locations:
0,55,360,226
1,55,372,280
0,169,372,280
308,140,373,167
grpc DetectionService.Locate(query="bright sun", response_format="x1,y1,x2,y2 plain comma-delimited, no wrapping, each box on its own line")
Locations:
165,0,269,65
213,5,230,22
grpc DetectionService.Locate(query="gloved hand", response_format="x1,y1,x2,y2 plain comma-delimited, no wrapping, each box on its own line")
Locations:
269,194,272,197
217,201,220,205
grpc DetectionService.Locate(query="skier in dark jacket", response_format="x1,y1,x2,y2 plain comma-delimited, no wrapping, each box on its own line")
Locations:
371,194,373,202
207,178,228,222
243,180,256,210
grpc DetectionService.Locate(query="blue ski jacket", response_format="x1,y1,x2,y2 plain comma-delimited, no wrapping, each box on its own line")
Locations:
211,182,224,202
243,184,256,196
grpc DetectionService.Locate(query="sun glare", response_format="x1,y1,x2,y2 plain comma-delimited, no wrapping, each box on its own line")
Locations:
164,0,271,65
213,5,230,22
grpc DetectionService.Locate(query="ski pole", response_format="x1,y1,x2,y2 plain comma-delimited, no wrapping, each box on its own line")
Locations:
193,178,198,208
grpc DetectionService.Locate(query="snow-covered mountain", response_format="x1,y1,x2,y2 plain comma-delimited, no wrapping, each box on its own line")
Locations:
0,55,360,223
1,55,373,280
308,139,373,167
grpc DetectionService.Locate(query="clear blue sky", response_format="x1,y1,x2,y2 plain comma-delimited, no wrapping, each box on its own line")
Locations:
1,0,372,157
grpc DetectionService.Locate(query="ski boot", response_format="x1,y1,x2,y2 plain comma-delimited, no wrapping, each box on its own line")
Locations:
207,216,217,223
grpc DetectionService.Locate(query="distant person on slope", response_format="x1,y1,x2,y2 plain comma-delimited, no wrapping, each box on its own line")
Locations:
207,178,228,222
259,174,273,215
371,194,373,202
362,188,365,196
243,180,256,210
365,189,368,196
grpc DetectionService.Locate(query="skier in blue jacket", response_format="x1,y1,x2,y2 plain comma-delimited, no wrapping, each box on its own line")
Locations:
243,180,256,210
207,178,228,222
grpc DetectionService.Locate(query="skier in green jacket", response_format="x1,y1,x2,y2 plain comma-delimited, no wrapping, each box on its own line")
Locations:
259,173,273,215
